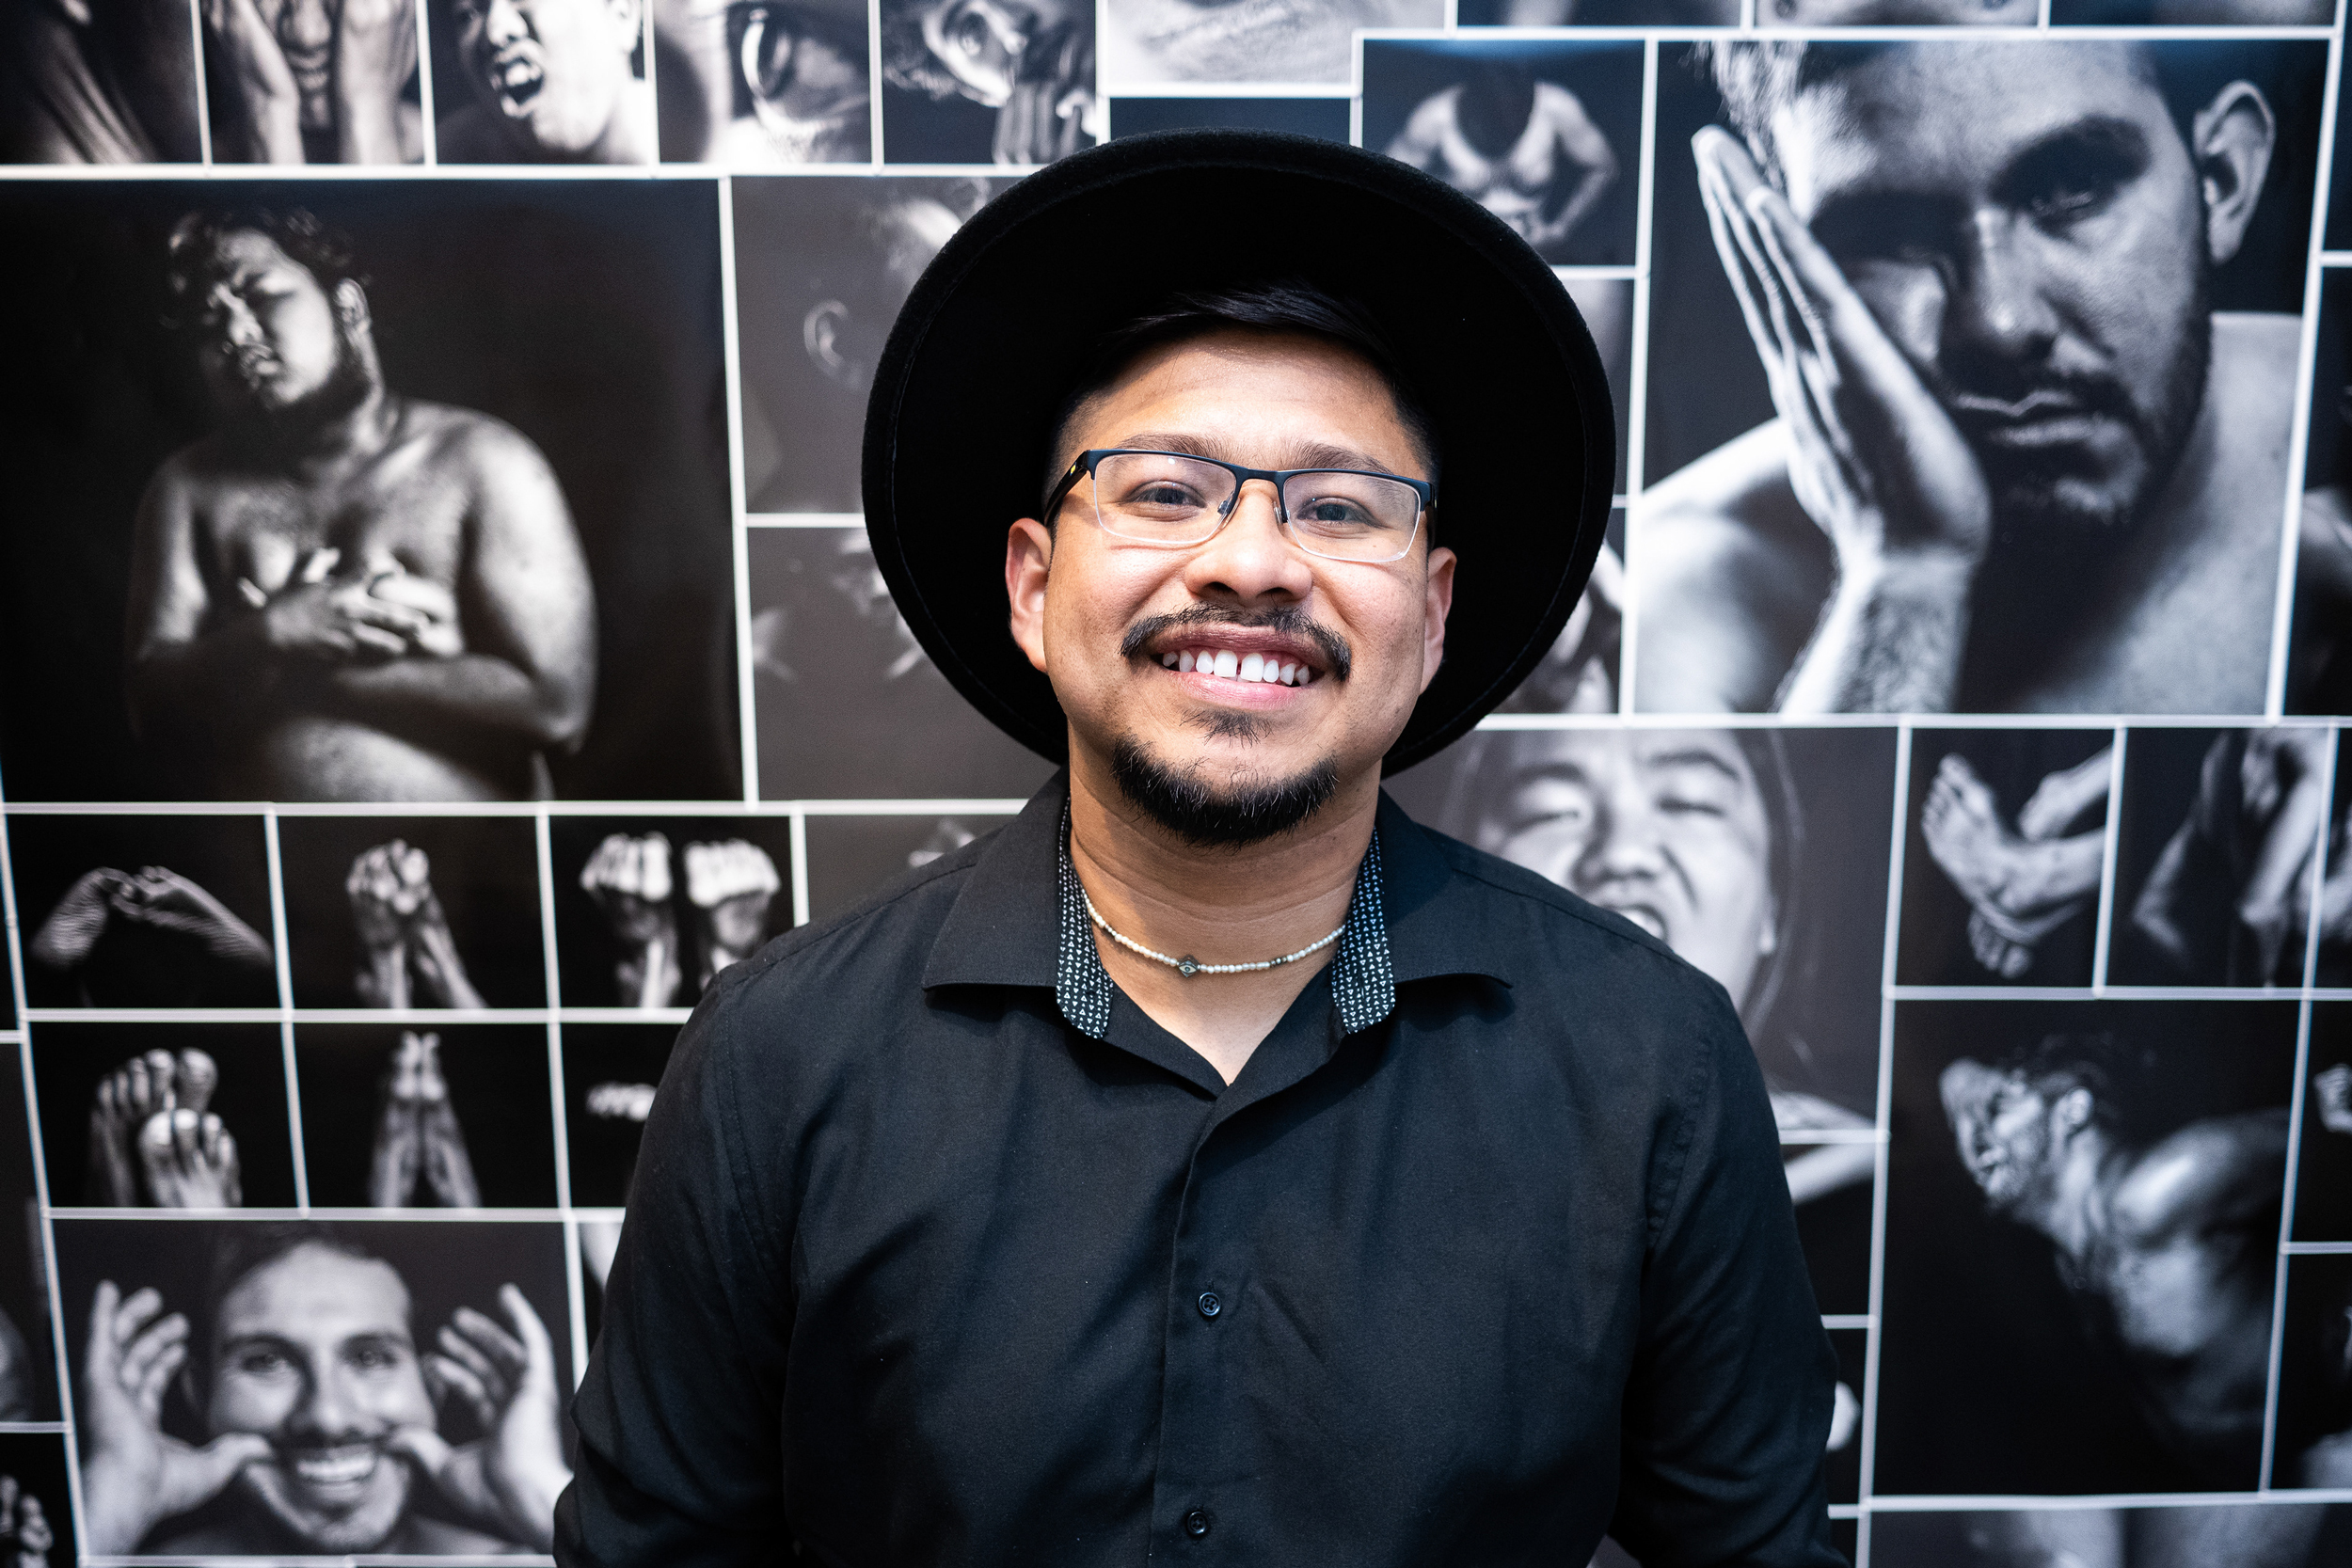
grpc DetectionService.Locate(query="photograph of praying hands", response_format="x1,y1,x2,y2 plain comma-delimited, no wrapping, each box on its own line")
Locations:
62,1220,570,1556
558,820,791,1008
2112,727,2329,987
367,1034,479,1209
200,0,423,163
1899,730,2113,987
347,842,485,1010
86,1050,241,1211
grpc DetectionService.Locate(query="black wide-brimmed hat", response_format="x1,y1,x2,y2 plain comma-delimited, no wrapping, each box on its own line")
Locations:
862,128,1614,771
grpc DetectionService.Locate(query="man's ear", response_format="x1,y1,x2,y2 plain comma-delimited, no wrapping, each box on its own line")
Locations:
1419,544,1455,695
334,278,373,333
2193,81,2276,267
609,0,644,50
803,301,863,389
1006,518,1054,676
2054,1085,2095,1136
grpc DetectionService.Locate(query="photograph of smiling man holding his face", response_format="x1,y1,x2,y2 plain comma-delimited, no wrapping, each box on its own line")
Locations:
1634,40,2322,715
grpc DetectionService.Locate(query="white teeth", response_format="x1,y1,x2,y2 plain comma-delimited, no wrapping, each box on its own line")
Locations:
1279,660,1298,685
1213,651,1238,678
1177,650,1194,673
1160,652,1177,668
1238,652,1264,683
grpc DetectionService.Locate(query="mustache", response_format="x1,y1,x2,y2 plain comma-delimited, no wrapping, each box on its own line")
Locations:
1929,362,2144,437
1119,603,1351,681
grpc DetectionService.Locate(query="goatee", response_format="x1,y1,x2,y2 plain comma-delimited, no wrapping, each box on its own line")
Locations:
1110,735,1339,848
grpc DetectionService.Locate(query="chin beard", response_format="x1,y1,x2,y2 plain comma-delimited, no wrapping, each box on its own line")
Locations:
1109,734,1340,848
220,328,373,451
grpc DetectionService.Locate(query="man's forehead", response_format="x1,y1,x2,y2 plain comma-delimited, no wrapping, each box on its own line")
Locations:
203,230,310,288
1082,331,1415,464
1773,42,2169,209
218,1246,412,1338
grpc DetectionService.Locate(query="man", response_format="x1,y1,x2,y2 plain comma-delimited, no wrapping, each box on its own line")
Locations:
79,1224,568,1554
1436,727,1876,1197
1636,41,2297,714
562,133,1836,1564
200,0,421,162
125,208,597,802
1938,1034,2287,1487
437,0,656,164
881,0,1096,164
1384,59,1618,262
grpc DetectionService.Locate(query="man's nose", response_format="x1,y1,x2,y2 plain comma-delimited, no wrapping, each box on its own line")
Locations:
1576,779,1665,884
281,0,333,51
1947,213,2061,366
482,0,530,45
288,1364,367,1439
1180,480,1315,605
214,296,265,349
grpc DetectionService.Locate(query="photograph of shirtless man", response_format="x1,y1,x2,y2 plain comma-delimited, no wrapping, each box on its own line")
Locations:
126,207,596,803
1635,40,2322,715
1878,1002,2301,1495
1367,41,1633,265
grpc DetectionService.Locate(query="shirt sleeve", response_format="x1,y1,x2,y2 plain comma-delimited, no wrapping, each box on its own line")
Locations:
556,974,798,1566
1607,982,1847,1568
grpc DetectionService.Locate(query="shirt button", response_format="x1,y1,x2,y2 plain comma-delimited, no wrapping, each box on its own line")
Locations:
1197,1291,1221,1320
1182,1509,1214,1539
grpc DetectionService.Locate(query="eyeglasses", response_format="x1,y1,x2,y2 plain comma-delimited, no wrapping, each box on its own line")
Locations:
1044,449,1434,565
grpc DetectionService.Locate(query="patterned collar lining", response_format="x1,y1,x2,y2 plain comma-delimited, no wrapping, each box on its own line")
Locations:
1054,806,1396,1042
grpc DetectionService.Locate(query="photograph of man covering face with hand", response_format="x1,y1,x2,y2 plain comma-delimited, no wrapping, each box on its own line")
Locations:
1634,39,2325,717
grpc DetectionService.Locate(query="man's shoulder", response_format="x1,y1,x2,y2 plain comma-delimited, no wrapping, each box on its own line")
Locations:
2111,1108,2292,1238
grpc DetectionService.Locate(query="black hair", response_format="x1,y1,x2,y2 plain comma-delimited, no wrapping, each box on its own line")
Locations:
182,1222,405,1404
1989,1032,2141,1140
162,207,367,329
1042,279,1442,510
1693,39,2243,186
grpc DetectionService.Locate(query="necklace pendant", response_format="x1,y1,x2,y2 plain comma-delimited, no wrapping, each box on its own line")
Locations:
1176,955,1200,977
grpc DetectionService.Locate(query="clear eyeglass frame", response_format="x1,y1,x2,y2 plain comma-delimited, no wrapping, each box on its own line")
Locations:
1042,449,1436,565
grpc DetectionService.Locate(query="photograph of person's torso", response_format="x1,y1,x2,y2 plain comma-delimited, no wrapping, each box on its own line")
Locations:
2,0,2351,1563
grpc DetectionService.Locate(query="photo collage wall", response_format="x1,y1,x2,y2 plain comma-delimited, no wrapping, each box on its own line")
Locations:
5,0,2352,1560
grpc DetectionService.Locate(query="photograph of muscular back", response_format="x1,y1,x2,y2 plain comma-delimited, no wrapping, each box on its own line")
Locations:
126,207,596,803
1877,1000,2302,1497
1634,40,2324,715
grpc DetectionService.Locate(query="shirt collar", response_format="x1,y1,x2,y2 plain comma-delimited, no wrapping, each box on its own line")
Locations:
922,772,1512,1018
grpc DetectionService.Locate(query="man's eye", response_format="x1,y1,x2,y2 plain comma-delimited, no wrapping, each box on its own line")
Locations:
2026,181,2116,227
348,1345,401,1371
1291,497,1378,530
235,1350,291,1377
1656,792,1725,817
1120,482,1209,512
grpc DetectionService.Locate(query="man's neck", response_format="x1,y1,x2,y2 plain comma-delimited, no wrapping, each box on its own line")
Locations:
256,379,398,476
2025,1131,2118,1265
1065,749,1381,1085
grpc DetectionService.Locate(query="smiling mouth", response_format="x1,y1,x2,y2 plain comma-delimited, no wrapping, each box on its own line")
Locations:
488,52,546,117
1156,644,1321,688
1589,896,1667,942
283,1443,381,1497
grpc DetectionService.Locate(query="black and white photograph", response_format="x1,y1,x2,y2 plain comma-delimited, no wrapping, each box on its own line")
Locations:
8,814,279,1009
203,0,426,163
0,1434,76,1567
294,1022,559,1208
2292,1002,2352,1241
427,0,658,163
2291,272,2352,716
0,1059,57,1421
802,811,1011,921
1757,0,2038,22
654,0,870,164
1392,723,1894,1133
549,816,794,1008
1107,96,1349,141
559,1021,677,1205
733,176,1005,515
54,1215,571,1557
749,528,1056,799
2108,726,2328,988
881,0,1097,163
1360,38,1643,267
1825,1327,1865,1507
2274,1253,2352,1489
29,1021,299,1210
2323,733,2352,984
1868,1502,2352,1568
1875,998,2298,1496
0,179,739,803
0,0,203,163
1102,0,1440,85
2054,0,2335,20
1895,728,2112,989
1486,510,1623,715
1457,0,1736,20
277,816,546,1009
1633,38,2327,716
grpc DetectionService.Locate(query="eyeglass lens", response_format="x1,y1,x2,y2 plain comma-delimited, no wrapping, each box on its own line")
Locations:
1089,452,1421,562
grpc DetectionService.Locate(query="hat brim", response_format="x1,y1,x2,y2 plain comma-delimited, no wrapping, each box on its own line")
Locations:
862,128,1614,773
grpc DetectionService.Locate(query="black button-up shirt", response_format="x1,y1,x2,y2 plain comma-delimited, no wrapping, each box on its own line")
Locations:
559,776,1840,1567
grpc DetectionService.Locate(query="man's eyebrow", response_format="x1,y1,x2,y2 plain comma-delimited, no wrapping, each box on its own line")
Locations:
1112,432,1401,474
1992,114,2153,203
218,1332,303,1357
1637,748,1742,783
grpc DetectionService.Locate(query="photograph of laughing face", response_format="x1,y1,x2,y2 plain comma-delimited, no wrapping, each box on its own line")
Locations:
1633,40,2326,716
430,0,657,163
56,1217,570,1557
